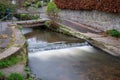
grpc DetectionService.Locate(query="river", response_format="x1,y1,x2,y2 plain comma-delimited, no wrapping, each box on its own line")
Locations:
22,28,120,80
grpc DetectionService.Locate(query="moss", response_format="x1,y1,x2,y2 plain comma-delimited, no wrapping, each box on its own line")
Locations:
6,41,14,49
44,21,51,28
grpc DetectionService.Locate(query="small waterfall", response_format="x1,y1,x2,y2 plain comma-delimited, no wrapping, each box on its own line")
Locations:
22,28,120,80
28,39,89,53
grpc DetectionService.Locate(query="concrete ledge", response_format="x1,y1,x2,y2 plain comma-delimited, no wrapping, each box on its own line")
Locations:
16,19,49,25
54,22,120,57
0,24,26,60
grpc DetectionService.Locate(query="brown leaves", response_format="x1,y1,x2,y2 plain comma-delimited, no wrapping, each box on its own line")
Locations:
0,34,8,39
54,0,120,13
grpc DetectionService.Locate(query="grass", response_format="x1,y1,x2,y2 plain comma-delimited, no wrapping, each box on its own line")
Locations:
0,71,5,79
106,29,120,38
0,72,27,80
0,55,22,68
7,73,25,80
24,66,34,80
0,69,34,80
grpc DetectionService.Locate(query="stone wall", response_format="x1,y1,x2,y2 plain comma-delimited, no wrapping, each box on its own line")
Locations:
60,10,120,31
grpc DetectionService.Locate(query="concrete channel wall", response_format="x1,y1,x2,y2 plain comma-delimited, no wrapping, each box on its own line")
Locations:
45,21,120,56
0,24,27,60
60,10,120,31
0,24,28,76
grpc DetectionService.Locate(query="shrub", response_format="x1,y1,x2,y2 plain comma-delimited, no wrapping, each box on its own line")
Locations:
7,73,24,80
46,2,61,30
106,29,120,38
24,0,42,8
46,2,60,20
14,14,39,20
35,1,41,8
0,0,16,18
24,1,31,7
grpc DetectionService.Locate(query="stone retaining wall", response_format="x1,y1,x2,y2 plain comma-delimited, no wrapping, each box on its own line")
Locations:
60,10,120,31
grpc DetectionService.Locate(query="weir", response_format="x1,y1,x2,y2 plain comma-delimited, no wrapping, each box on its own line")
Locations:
22,27,120,80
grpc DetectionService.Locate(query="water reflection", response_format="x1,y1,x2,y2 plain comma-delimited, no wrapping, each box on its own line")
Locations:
23,28,87,53
22,28,33,34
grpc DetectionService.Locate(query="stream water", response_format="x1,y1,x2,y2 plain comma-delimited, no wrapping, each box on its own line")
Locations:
22,28,120,80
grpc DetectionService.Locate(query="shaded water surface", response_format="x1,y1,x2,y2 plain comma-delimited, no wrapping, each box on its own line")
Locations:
23,28,120,80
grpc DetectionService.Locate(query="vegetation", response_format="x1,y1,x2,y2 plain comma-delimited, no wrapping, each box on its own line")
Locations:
0,72,6,80
24,0,42,8
45,20,60,30
0,72,28,80
24,67,34,80
0,55,23,68
14,14,39,20
24,67,30,77
7,73,24,80
46,2,60,20
0,67,33,80
0,0,16,19
106,29,120,38
46,2,60,30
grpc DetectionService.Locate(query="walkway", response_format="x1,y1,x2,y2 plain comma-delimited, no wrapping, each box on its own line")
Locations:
60,19,120,56
0,22,12,51
61,19,102,33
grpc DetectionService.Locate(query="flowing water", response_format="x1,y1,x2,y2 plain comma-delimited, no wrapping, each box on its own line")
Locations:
23,28,120,80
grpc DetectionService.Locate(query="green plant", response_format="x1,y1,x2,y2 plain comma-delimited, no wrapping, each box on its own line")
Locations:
0,53,25,68
7,73,24,80
45,20,59,30
46,2,61,30
0,71,6,80
106,29,120,38
24,66,34,80
0,0,16,19
27,77,33,80
44,21,51,28
14,14,39,20
35,1,41,8
24,1,31,7
25,67,30,75
24,0,42,9
46,2,60,20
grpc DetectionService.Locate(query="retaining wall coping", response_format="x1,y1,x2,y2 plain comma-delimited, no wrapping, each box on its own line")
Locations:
0,25,26,60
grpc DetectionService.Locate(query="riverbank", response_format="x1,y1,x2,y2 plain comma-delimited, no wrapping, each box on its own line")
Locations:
25,20,120,80
34,7,120,56
45,20,120,57
61,21,120,56
0,18,119,79
15,18,120,57
0,23,27,77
